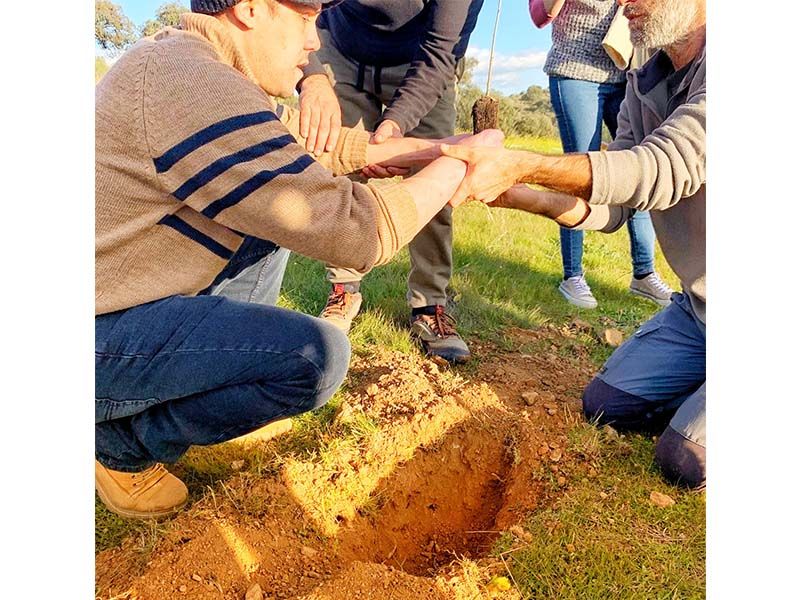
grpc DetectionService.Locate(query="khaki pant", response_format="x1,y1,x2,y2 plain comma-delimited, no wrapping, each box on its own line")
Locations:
316,28,458,308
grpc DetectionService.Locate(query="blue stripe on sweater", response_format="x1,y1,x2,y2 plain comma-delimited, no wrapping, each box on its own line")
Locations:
172,134,295,201
153,111,278,173
157,214,234,260
201,154,315,219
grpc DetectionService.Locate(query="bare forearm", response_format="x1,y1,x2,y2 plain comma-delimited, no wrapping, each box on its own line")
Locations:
398,157,467,228
513,152,593,200
365,137,438,170
500,185,590,227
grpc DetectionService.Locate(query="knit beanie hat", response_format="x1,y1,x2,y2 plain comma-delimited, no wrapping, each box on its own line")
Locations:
191,0,341,14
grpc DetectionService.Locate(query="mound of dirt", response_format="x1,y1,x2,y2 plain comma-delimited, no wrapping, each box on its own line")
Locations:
95,326,597,600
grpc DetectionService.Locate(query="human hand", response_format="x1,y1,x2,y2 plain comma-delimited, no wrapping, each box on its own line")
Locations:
371,119,402,144
298,74,342,156
361,163,411,179
360,129,505,181
439,144,524,206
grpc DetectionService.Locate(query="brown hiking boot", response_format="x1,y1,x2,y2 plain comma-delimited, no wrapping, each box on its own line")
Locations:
319,283,363,333
95,461,188,520
228,417,293,446
409,305,471,364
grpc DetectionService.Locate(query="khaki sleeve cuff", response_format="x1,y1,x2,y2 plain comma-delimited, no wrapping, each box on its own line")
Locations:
333,128,370,175
364,180,419,266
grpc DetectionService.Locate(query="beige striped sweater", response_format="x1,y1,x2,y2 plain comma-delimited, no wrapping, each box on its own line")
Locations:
95,13,418,315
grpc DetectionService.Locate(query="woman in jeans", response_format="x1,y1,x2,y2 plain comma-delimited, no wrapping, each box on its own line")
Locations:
540,0,673,308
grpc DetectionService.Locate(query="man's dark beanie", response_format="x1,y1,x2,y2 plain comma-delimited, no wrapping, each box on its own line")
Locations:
190,0,341,14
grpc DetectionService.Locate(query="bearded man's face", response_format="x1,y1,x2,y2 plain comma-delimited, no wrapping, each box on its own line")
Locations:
622,0,700,48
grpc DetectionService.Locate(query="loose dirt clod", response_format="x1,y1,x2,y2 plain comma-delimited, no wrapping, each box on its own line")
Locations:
603,328,625,347
649,491,676,508
245,582,264,600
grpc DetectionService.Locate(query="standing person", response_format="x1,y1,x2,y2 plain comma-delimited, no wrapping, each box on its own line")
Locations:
94,0,502,519
296,0,486,364
441,0,707,488
533,0,673,309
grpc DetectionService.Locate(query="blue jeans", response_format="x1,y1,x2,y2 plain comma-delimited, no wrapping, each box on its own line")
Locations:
95,238,351,472
549,76,656,279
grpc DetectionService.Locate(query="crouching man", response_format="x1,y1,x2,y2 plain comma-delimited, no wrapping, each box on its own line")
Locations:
95,0,503,519
438,0,706,488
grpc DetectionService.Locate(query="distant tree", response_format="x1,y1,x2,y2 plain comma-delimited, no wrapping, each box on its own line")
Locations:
141,2,189,37
95,56,110,83
457,56,480,88
95,1,137,54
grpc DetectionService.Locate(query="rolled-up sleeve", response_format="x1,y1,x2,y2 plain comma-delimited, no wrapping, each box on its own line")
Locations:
570,204,631,233
588,86,705,211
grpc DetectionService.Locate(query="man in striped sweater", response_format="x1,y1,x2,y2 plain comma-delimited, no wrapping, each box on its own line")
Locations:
95,0,501,519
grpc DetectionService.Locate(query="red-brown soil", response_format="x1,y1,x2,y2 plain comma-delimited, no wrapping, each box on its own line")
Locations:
95,325,598,600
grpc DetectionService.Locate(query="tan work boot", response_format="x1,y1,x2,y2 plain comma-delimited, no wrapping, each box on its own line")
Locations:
95,461,188,520
228,417,293,446
319,283,363,333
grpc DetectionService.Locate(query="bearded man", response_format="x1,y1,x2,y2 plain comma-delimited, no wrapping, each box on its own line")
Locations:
436,0,707,488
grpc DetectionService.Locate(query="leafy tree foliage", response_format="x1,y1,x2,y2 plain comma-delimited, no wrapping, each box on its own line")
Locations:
95,56,110,83
95,0,137,54
141,2,189,37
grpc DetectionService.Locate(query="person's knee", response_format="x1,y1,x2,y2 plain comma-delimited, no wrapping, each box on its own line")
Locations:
655,426,706,489
295,320,351,411
582,377,619,426
582,377,668,432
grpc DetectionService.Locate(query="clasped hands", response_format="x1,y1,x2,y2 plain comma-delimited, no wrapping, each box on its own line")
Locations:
361,130,535,208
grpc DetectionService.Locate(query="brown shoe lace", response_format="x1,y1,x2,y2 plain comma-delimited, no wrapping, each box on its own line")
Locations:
320,284,350,319
427,305,458,338
130,464,170,495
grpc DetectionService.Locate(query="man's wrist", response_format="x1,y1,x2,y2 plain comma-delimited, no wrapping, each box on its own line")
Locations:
300,73,330,90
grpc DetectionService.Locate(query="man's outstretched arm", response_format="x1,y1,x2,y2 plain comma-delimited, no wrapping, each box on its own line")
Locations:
493,185,631,234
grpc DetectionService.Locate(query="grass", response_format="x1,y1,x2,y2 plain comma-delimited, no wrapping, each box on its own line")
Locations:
494,423,705,599
95,135,702,597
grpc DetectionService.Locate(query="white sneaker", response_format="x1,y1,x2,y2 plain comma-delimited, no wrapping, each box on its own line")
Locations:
558,275,598,309
629,272,674,307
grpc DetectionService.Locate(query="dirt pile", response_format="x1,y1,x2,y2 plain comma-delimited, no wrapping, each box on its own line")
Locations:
95,326,597,600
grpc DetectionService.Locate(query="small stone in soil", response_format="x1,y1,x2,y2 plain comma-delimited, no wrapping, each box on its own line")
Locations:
649,490,676,508
245,583,263,600
603,328,625,347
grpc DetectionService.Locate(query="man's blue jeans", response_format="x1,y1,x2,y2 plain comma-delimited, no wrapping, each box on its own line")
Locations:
549,76,656,279
95,238,351,472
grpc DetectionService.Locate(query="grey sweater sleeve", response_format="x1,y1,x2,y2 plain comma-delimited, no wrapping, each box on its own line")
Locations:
380,0,482,134
570,204,631,232
588,84,706,211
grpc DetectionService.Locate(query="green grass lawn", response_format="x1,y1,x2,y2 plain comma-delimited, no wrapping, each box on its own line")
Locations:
96,136,704,598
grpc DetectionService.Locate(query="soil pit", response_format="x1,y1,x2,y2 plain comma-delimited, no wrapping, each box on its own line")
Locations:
96,326,596,600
